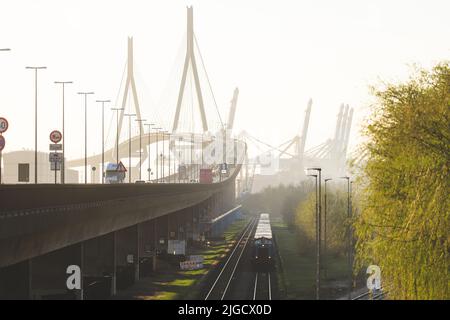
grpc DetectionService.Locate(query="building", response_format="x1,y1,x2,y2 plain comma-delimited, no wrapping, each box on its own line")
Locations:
2,150,78,184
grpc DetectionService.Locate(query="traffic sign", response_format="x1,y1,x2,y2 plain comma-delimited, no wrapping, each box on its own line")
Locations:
0,135,5,151
51,161,61,171
50,130,62,143
0,117,8,133
49,143,62,151
49,152,63,162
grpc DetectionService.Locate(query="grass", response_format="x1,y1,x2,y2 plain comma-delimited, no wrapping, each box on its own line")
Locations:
273,220,349,299
273,221,314,299
115,217,249,300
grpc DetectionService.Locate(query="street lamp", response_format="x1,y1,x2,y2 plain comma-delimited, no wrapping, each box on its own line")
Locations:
96,100,110,184
153,127,162,182
55,81,73,184
111,107,124,164
26,66,46,184
307,167,322,300
124,113,136,183
0,49,10,184
144,123,155,182
178,137,182,183
324,178,333,279
307,172,319,300
135,118,147,181
339,176,353,300
161,131,166,182
191,133,195,182
78,92,94,184
161,130,170,183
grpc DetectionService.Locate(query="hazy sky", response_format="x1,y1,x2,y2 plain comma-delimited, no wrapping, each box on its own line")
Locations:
0,0,449,161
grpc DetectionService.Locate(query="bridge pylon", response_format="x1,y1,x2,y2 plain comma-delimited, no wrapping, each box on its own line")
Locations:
172,6,208,133
114,37,147,164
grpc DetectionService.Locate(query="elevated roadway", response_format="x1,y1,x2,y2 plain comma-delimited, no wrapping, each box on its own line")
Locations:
0,164,240,268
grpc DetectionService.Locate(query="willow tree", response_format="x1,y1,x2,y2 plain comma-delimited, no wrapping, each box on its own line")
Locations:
354,63,449,299
295,188,348,255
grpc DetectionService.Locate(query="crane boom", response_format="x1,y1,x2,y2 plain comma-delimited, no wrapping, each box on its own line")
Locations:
227,87,239,131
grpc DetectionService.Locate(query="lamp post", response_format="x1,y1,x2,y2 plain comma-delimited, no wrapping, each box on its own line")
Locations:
144,123,154,181
161,131,166,182
111,108,124,164
163,131,171,183
96,100,110,184
161,130,170,182
0,49,10,184
172,134,176,183
124,113,136,183
307,167,322,300
54,81,72,184
178,137,182,183
340,176,353,300
26,66,46,184
324,178,332,279
153,127,162,182
77,92,94,184
135,118,147,181
307,173,319,300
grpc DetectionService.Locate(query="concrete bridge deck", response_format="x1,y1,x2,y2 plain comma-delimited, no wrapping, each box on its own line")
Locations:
0,165,239,268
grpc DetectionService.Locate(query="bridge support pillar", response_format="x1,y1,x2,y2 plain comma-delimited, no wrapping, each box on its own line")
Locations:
28,243,83,299
83,232,115,299
0,259,32,299
138,219,158,275
115,225,138,291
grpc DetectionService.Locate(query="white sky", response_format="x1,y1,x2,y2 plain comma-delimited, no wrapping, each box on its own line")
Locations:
0,0,449,161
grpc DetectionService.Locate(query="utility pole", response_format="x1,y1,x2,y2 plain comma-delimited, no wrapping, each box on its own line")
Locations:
111,108,124,164
307,167,322,300
161,131,166,181
166,132,171,182
153,127,162,182
324,178,332,279
340,176,353,299
96,100,110,184
178,137,182,183
55,81,73,184
78,92,94,184
26,66,46,184
0,48,10,185
135,118,147,181
124,113,136,183
144,123,154,181
191,133,194,182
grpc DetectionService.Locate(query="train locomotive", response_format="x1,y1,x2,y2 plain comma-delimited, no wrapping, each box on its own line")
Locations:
252,213,274,270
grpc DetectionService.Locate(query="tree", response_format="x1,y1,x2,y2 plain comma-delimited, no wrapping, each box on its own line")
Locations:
295,188,348,255
354,63,449,299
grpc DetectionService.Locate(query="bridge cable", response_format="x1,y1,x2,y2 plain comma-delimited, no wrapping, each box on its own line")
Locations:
194,33,224,130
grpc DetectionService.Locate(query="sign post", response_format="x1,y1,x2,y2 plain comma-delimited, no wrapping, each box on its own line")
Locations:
49,130,63,184
0,135,5,184
0,117,9,184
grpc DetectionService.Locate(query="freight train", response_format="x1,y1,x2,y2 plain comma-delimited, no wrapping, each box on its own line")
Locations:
252,213,274,270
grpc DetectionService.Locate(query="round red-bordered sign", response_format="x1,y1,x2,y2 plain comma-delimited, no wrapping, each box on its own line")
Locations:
50,130,62,143
0,117,8,134
0,135,5,151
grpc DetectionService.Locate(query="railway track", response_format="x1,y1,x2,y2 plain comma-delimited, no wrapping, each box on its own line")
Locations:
252,272,272,300
352,289,386,300
204,218,258,300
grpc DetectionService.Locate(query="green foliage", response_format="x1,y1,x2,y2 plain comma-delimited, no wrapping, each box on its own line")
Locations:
355,62,450,299
295,189,349,255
